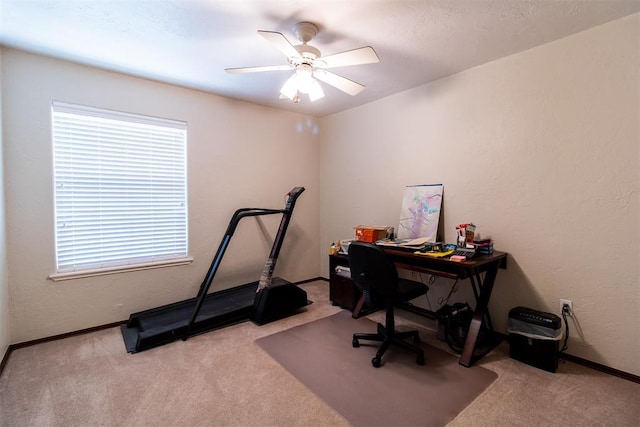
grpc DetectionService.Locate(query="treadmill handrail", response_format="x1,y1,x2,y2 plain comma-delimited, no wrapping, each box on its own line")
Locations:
256,187,305,292
199,208,283,294
224,208,283,235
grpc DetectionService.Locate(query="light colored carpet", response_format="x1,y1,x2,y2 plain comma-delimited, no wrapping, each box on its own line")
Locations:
1,281,639,426
256,310,497,426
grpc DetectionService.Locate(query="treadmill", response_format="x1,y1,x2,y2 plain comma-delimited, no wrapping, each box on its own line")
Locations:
121,187,309,353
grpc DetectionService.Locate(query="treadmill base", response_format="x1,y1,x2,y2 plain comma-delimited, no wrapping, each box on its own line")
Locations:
122,278,309,353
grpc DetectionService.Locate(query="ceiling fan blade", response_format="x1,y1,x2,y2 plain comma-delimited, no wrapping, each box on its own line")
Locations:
313,70,365,96
318,46,379,68
225,65,292,74
258,30,300,59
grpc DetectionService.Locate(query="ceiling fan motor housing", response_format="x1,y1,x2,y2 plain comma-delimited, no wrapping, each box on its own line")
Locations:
294,44,320,63
293,22,319,43
291,22,321,66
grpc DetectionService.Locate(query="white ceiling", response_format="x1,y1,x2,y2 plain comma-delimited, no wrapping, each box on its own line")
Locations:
1,0,638,117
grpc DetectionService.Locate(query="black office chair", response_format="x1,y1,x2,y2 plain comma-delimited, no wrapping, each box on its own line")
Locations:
349,241,429,367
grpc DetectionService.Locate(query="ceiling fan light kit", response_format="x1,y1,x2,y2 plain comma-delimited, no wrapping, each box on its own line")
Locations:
280,64,324,103
226,21,379,104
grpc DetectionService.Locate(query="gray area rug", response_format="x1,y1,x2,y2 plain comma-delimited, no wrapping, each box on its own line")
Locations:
256,310,498,427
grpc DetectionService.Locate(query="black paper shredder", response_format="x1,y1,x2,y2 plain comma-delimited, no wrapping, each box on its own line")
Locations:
508,306,562,373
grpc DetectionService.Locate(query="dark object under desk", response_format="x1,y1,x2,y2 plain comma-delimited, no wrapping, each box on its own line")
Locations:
329,249,508,367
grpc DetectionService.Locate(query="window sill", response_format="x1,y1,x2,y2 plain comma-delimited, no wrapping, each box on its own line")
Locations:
48,257,194,281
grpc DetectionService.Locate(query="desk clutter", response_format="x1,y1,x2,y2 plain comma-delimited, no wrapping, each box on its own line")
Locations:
330,223,495,262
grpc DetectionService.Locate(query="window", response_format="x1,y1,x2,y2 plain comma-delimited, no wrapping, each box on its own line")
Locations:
51,102,189,278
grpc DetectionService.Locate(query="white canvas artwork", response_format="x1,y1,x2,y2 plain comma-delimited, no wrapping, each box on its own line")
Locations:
397,184,443,241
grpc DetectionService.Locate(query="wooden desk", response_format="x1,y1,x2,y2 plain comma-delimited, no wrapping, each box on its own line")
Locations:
329,249,508,367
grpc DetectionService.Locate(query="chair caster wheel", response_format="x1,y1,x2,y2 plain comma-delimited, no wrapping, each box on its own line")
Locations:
416,354,425,366
352,338,360,348
371,356,382,368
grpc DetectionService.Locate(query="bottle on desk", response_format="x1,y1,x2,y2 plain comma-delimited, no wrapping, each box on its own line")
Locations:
329,243,337,255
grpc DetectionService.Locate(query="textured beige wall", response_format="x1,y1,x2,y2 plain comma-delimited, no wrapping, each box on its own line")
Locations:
2,14,638,377
319,14,639,375
3,49,320,343
0,48,10,357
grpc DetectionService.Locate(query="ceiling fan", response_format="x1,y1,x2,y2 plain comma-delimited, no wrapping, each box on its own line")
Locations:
225,22,379,103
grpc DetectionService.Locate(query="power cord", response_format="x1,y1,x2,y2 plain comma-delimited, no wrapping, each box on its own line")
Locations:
428,274,437,287
416,273,440,312
560,304,570,354
437,278,459,306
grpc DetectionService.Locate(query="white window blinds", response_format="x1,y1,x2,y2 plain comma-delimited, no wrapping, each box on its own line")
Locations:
52,102,188,274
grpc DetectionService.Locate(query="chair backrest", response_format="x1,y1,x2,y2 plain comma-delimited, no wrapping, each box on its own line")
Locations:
348,241,399,304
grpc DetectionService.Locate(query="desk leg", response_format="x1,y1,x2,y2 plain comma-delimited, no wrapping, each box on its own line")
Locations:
459,262,501,367
469,271,494,331
352,295,365,318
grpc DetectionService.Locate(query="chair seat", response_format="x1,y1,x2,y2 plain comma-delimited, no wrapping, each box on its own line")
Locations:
388,279,429,304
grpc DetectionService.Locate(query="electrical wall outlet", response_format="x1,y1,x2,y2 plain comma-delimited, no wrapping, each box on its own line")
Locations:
411,271,419,280
560,299,573,314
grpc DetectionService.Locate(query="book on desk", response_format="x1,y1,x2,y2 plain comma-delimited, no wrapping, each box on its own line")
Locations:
375,236,431,249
